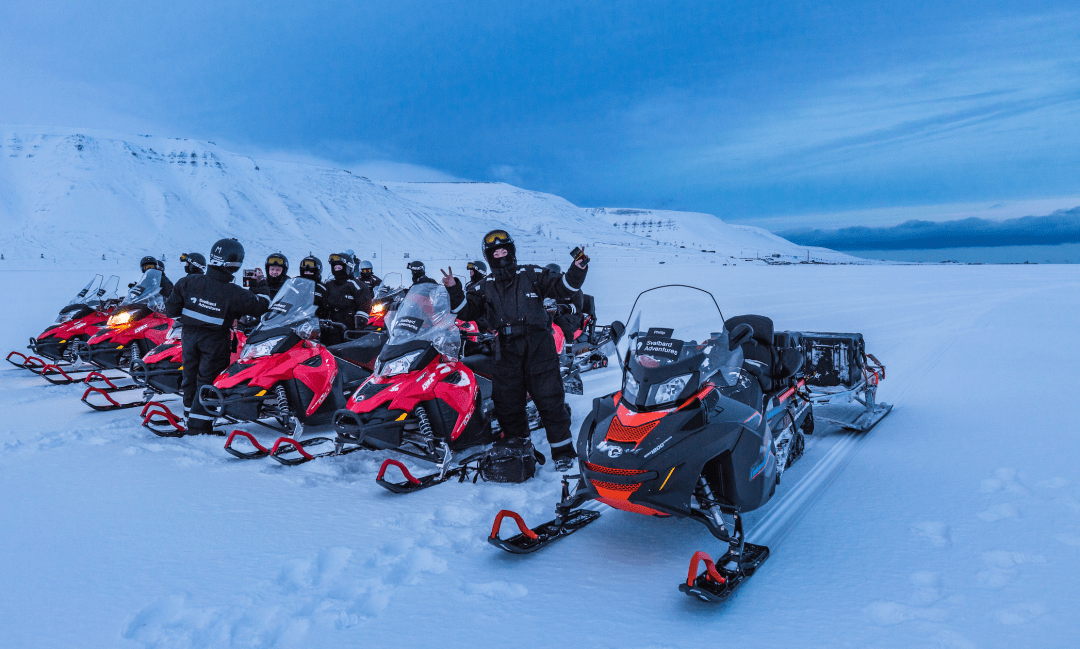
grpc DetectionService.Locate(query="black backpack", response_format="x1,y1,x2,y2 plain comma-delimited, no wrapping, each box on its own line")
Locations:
479,437,545,483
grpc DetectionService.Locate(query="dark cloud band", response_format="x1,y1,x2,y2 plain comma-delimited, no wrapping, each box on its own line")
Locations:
778,207,1080,250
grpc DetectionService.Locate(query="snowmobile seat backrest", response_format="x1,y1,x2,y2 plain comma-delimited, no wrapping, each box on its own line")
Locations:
725,315,774,366
582,294,597,319
772,331,805,382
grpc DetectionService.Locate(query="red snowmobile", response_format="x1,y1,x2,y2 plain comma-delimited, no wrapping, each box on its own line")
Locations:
6,274,122,383
197,278,382,451
78,270,175,411
487,285,891,603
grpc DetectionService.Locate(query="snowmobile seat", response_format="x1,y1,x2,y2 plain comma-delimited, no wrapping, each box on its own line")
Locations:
726,315,776,391
462,353,496,379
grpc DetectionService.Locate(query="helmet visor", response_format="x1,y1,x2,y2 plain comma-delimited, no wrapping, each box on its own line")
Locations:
484,230,512,246
266,254,287,267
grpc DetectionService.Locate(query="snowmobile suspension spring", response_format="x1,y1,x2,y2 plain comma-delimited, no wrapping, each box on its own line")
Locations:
129,344,141,373
275,384,291,419
415,405,434,439
697,476,728,535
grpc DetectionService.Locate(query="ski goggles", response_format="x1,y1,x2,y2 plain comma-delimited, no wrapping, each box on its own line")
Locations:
483,230,513,246
141,262,157,272
300,258,320,270
179,253,191,262
467,261,486,274
266,254,287,267
328,254,350,265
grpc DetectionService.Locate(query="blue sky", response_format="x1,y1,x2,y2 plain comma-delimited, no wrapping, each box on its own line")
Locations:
2,1,1078,228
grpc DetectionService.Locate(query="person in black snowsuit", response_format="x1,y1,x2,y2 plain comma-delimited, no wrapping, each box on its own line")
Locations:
466,260,488,291
407,260,437,286
259,252,290,298
137,256,174,299
324,252,373,345
298,255,328,316
180,252,206,276
442,230,589,474
165,238,270,434
357,260,381,291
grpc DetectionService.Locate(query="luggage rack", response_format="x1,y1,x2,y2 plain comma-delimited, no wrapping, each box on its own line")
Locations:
798,332,891,433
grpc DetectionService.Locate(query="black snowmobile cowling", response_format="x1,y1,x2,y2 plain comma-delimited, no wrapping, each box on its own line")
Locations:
487,284,892,604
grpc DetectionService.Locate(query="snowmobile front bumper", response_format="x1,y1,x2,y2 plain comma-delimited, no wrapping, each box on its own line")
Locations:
132,357,182,395
27,336,67,363
198,384,268,422
332,409,408,450
79,340,127,370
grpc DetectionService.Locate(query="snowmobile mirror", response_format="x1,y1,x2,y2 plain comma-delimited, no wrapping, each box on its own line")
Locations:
729,323,754,351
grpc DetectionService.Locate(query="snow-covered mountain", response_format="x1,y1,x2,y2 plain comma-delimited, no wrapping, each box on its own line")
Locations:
0,125,859,272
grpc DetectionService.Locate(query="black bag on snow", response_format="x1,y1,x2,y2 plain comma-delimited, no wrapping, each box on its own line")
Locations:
480,437,541,483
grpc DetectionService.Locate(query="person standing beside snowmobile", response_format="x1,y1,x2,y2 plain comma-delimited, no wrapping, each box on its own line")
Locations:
357,260,381,291
442,230,589,476
324,252,373,345
298,255,328,316
407,260,438,286
136,256,174,299
259,252,290,298
165,238,270,434
180,252,206,276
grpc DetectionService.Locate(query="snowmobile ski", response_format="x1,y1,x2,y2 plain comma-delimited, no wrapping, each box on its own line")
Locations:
223,430,271,459
678,544,770,603
141,401,187,437
81,384,148,411
488,508,601,554
267,436,363,466
375,458,471,494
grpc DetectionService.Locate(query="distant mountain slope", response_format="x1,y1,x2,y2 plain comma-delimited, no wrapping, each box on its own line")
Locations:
0,125,858,271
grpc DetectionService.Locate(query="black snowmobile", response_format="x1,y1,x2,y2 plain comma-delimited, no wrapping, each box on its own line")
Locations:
488,285,891,603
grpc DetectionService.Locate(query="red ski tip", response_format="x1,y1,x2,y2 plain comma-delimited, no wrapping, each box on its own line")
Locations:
6,350,28,364
82,384,122,408
377,459,420,485
269,436,314,460
224,430,268,454
686,551,726,587
84,371,122,390
491,510,539,541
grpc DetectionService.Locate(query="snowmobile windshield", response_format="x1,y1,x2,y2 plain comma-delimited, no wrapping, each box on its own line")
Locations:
120,270,165,313
66,275,103,307
374,272,403,300
254,277,320,340
621,285,743,402
385,283,460,360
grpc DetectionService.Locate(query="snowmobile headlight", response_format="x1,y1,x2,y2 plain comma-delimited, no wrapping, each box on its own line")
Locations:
646,373,692,407
377,350,423,377
371,302,386,315
107,310,135,328
55,311,77,324
240,336,285,361
623,372,640,403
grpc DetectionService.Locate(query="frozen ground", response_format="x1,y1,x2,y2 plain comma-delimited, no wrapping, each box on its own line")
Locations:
2,262,1079,648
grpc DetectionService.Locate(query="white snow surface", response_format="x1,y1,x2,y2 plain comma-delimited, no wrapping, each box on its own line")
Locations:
0,125,860,272
3,261,1079,648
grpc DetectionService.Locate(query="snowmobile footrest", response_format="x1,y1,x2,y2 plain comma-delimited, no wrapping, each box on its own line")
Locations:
679,543,770,603
224,430,270,459
488,508,601,554
375,459,465,493
141,401,187,437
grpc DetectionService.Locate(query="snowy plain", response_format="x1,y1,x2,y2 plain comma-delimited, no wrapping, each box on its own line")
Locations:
3,261,1079,649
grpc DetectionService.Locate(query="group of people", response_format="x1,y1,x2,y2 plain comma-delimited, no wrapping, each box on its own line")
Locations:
134,230,590,475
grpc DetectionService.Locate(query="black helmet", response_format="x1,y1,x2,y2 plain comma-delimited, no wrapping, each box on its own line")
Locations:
328,252,353,278
140,256,158,273
180,252,206,275
156,259,165,272
467,260,488,280
482,230,515,269
299,255,323,279
544,263,561,274
209,238,245,272
266,252,289,274
406,260,426,281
